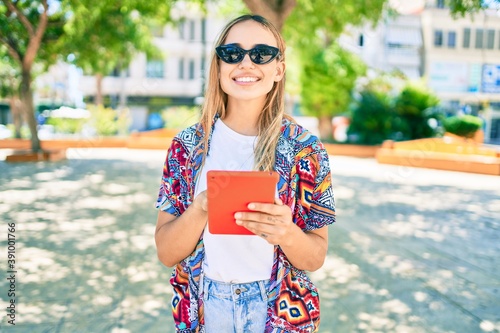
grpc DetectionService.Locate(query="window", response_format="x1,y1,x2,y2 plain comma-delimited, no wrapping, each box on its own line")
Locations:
189,20,196,41
359,34,364,47
179,22,185,40
188,59,195,80
201,18,206,42
447,31,456,48
109,67,120,77
434,30,443,47
178,58,185,80
146,59,164,78
463,28,471,48
109,66,129,77
486,29,495,49
437,0,445,8
475,29,484,49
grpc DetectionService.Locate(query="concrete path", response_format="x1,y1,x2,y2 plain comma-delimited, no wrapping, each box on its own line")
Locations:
0,148,498,333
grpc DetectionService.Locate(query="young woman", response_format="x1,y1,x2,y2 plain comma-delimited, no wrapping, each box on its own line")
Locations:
155,14,336,333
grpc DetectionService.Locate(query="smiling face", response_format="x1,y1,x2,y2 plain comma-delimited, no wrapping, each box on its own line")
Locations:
218,20,285,105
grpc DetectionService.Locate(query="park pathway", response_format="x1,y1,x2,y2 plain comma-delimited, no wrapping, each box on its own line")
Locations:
0,148,499,333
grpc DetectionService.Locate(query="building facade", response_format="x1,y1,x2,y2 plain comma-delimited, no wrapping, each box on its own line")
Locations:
32,1,500,141
343,0,500,143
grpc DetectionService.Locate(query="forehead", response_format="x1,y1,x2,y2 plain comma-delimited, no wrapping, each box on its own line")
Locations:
224,20,278,48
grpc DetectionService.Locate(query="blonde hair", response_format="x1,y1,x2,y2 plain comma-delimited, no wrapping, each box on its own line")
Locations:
197,14,290,171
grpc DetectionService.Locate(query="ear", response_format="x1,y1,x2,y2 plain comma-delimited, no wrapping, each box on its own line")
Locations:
274,62,286,82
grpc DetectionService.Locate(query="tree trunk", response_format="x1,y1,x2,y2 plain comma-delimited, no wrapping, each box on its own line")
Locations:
20,69,41,152
95,73,104,106
242,0,297,31
10,96,23,139
317,115,333,142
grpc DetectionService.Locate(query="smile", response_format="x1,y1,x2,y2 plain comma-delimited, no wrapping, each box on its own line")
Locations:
233,76,260,83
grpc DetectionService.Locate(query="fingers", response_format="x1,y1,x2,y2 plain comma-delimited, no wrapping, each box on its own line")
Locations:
247,199,286,216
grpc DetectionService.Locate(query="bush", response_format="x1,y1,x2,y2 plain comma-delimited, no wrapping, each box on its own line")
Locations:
393,83,440,140
87,104,131,136
46,117,86,134
347,91,394,145
161,106,200,129
443,115,482,138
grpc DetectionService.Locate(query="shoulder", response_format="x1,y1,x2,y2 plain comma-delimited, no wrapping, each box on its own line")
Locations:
171,123,203,152
279,118,325,157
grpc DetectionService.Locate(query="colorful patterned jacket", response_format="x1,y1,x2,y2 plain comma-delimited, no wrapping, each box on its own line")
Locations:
156,117,336,333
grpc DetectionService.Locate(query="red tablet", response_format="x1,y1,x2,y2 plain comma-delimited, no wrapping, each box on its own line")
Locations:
207,170,279,235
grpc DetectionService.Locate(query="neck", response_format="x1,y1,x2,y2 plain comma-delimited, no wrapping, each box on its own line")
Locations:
223,98,266,136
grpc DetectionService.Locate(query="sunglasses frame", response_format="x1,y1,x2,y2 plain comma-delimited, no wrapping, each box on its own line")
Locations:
215,44,281,65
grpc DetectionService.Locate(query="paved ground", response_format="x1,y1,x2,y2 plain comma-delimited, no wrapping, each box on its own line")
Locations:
0,148,499,333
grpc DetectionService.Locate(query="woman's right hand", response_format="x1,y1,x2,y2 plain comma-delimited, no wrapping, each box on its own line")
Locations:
192,190,208,213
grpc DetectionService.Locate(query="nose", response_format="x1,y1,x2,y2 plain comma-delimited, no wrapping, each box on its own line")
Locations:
239,53,254,68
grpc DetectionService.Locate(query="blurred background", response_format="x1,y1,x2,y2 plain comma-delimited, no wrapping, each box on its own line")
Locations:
1,0,500,148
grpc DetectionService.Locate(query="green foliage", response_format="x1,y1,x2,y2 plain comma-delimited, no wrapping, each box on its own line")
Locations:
284,0,387,46
64,0,176,76
5,123,30,138
443,115,483,138
161,106,201,129
347,90,394,145
347,77,443,145
0,1,66,68
87,104,131,136
300,43,366,118
0,45,20,98
46,117,85,134
447,0,500,17
392,83,440,140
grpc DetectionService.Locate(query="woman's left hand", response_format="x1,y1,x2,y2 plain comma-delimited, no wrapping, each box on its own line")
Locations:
235,197,297,246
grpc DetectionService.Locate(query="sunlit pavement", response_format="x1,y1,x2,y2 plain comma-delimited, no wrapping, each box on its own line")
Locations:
0,148,499,333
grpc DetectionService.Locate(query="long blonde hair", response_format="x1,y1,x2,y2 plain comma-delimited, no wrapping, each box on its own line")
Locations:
198,14,290,171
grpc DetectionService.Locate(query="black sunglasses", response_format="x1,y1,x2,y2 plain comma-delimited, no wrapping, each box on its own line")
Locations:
215,44,281,65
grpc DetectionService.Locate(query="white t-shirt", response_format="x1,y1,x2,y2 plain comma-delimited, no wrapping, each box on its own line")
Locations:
194,119,274,283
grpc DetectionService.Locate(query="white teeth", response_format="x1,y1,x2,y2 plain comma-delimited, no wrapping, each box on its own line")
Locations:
234,77,258,82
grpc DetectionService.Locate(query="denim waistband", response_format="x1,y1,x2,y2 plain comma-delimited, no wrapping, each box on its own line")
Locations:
202,275,269,302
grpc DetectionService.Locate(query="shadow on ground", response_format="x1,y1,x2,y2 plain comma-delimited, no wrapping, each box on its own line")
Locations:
0,151,499,333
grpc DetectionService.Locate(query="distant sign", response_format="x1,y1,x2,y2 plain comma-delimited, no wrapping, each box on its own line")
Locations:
429,62,488,93
428,62,468,93
482,64,500,93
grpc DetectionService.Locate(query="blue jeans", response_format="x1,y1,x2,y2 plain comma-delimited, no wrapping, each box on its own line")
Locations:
202,275,269,333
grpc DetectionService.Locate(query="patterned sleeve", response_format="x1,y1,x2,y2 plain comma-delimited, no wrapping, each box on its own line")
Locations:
155,137,190,217
294,141,336,231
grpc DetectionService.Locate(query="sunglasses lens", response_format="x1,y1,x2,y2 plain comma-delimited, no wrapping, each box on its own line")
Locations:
216,45,280,64
216,45,243,64
250,46,279,64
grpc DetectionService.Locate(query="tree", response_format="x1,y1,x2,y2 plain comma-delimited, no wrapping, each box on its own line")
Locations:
300,42,366,141
242,0,296,31
448,0,500,17
63,0,176,106
0,0,65,152
284,0,387,140
0,0,178,152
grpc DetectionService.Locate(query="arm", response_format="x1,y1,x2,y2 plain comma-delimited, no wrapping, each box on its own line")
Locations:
155,191,208,267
